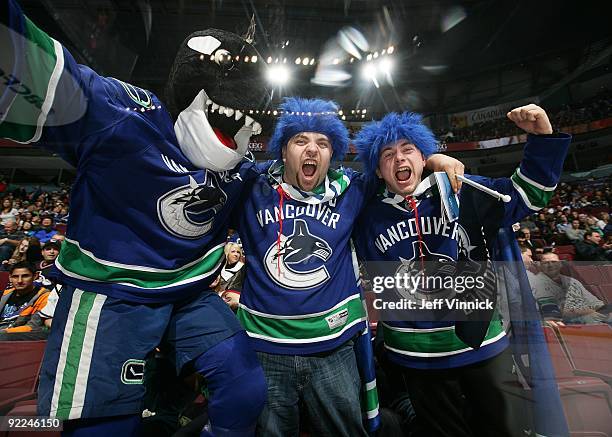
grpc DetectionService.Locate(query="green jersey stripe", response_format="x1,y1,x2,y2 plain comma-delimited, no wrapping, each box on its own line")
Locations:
511,169,553,211
69,293,106,419
364,385,379,415
56,292,96,419
237,296,365,342
56,239,224,289
382,319,505,355
50,290,83,417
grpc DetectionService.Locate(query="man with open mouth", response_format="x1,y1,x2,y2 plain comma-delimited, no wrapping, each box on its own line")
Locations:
352,106,571,437
230,97,462,436
1,1,272,435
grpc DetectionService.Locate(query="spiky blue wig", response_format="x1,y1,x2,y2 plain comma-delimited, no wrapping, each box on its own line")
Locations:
354,112,438,177
268,97,349,161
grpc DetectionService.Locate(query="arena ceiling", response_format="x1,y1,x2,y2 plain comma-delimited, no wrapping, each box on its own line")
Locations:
18,0,612,117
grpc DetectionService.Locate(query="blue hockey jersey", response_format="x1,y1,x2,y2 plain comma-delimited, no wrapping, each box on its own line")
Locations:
0,1,266,303
353,133,571,369
234,162,375,355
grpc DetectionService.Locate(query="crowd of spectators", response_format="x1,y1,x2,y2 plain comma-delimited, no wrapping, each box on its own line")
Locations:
517,179,612,253
517,178,612,325
0,183,70,340
440,90,612,142
0,185,69,270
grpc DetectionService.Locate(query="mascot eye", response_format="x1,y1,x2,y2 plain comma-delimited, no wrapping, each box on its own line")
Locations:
213,49,234,68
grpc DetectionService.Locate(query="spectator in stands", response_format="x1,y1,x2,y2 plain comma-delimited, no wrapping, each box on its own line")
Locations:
556,215,570,233
21,221,33,235
575,231,612,261
0,261,51,340
211,242,245,311
519,216,538,231
0,198,18,225
0,220,26,262
36,240,61,288
30,215,41,228
585,215,604,236
597,212,610,234
517,227,542,251
520,245,536,270
565,219,586,242
529,253,610,324
32,216,57,243
1,237,40,270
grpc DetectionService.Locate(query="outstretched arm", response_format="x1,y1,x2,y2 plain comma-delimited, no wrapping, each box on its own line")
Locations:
469,104,571,226
0,0,152,166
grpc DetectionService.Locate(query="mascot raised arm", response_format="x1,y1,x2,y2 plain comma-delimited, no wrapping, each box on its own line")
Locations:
1,1,270,435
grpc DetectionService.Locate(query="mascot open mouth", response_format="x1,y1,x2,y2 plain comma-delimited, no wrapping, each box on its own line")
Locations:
205,94,262,149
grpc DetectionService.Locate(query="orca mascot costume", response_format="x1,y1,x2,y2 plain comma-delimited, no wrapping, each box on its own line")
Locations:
1,1,271,435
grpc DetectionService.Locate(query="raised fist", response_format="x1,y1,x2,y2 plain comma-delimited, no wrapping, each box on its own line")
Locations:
506,104,553,135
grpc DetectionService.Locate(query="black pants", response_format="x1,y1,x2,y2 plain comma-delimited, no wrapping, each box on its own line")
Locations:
395,347,526,437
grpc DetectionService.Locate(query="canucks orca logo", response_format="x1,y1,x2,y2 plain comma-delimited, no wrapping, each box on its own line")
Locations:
394,241,456,301
264,219,332,289
157,171,226,239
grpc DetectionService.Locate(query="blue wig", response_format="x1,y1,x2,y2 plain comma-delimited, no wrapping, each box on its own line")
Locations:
268,97,349,161
354,112,438,177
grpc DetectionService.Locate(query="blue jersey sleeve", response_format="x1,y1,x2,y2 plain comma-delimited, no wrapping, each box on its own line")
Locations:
0,0,168,166
465,133,571,226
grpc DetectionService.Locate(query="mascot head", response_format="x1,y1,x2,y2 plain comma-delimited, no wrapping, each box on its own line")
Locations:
166,30,271,171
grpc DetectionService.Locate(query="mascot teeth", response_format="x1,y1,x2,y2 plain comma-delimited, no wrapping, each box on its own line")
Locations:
203,93,262,135
252,121,262,135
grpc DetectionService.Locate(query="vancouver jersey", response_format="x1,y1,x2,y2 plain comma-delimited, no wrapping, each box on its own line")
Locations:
0,1,266,303
353,133,571,368
235,164,374,355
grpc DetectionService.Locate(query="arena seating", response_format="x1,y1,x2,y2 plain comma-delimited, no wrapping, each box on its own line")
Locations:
569,264,612,303
556,245,576,261
543,326,612,436
0,272,9,291
0,341,46,414
557,325,612,381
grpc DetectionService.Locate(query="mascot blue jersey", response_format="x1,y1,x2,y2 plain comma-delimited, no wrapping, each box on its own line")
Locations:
234,162,374,355
0,1,266,303
353,134,571,369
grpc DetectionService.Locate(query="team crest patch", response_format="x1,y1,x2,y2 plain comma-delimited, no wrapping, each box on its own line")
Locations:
121,359,145,385
264,219,332,289
157,171,227,239
115,79,153,109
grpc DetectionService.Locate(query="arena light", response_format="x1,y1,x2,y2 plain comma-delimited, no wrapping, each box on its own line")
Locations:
267,65,291,86
266,56,272,63
295,57,301,64
379,57,393,74
309,58,315,65
387,45,395,54
302,57,309,66
362,63,380,88
251,56,258,63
